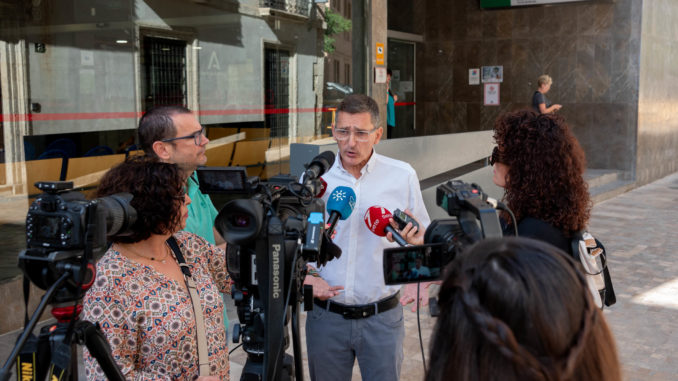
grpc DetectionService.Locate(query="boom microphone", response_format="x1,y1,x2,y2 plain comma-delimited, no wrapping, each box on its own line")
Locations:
363,206,408,247
302,151,335,184
326,186,356,236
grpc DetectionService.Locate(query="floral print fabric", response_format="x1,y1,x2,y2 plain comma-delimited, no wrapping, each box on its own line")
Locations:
82,231,230,380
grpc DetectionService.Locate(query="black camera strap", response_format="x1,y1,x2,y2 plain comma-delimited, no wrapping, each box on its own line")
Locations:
166,236,210,377
16,277,41,381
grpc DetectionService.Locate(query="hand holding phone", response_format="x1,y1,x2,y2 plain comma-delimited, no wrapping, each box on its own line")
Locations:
393,209,420,234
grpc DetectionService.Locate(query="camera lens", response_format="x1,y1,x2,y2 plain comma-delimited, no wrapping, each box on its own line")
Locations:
233,214,251,227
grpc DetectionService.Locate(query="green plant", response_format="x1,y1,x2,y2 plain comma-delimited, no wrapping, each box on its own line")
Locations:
324,8,351,54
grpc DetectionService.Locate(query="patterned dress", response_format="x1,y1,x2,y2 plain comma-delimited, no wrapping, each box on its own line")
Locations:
82,231,231,380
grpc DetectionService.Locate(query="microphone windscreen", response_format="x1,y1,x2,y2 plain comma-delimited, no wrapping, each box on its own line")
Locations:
363,206,392,237
326,186,356,220
310,151,336,176
316,177,328,198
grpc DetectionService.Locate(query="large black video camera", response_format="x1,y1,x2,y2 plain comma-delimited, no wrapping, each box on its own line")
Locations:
383,180,504,285
20,181,136,303
197,151,339,381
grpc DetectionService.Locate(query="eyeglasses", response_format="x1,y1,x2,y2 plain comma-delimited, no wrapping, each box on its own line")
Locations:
333,127,378,142
161,126,206,146
489,146,502,166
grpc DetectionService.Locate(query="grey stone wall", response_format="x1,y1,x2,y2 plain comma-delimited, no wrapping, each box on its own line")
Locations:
637,0,678,185
391,0,642,173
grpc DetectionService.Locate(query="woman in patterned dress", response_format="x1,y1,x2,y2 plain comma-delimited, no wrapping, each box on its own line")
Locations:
82,156,230,380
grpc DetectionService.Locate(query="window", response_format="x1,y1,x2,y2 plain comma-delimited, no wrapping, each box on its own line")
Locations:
345,63,351,85
333,60,340,82
142,36,187,110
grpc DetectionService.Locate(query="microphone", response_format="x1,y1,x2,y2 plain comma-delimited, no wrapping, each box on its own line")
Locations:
302,151,335,184
315,177,327,198
363,206,408,247
326,186,356,235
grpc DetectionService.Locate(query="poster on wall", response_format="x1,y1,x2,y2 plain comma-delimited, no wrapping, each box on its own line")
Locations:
484,83,500,106
481,66,503,83
469,68,480,85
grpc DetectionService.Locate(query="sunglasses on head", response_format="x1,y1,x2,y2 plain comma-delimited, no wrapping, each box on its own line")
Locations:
490,146,502,166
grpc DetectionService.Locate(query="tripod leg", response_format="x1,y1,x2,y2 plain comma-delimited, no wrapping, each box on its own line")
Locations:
291,303,303,381
76,321,125,381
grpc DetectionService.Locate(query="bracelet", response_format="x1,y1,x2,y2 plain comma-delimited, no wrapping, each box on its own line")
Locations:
307,268,321,278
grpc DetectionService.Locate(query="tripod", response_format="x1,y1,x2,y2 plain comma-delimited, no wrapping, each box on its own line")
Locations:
0,268,125,381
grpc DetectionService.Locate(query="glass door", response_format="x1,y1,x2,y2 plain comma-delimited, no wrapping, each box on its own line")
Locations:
387,39,415,138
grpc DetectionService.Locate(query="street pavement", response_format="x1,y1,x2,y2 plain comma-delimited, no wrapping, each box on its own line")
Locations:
1,171,677,380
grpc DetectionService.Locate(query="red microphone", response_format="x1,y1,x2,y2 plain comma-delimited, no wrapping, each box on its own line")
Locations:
316,177,327,198
363,206,408,246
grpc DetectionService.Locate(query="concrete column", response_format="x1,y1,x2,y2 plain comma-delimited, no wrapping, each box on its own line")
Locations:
0,40,30,194
367,0,388,130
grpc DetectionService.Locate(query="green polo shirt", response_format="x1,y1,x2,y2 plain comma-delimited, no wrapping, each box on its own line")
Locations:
183,172,229,330
184,173,218,244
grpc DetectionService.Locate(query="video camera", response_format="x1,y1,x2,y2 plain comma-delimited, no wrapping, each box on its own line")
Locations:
383,180,504,285
196,151,340,381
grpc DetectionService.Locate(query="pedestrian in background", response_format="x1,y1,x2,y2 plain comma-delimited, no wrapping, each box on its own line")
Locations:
386,68,398,139
532,75,562,114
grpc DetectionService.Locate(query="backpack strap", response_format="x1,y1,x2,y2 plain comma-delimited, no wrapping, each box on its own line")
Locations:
594,237,616,307
166,236,211,376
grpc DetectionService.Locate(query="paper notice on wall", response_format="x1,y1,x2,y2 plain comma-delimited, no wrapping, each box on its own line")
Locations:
484,83,500,106
469,68,480,85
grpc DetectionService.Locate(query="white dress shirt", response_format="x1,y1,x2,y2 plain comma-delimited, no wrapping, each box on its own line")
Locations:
314,150,431,305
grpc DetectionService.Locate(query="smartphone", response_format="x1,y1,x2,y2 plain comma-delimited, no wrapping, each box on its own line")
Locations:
382,243,447,285
393,209,419,233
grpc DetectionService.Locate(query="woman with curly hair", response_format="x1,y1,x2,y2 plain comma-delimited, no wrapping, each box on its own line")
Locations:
491,109,591,253
82,156,230,380
425,237,621,381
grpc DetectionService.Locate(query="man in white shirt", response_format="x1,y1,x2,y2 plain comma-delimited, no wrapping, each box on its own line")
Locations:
304,94,430,381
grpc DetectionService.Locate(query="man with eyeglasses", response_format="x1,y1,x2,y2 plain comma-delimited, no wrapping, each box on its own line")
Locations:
137,106,224,248
304,94,430,381
138,106,230,336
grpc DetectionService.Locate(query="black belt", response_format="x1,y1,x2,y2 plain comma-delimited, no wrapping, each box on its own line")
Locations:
313,292,400,319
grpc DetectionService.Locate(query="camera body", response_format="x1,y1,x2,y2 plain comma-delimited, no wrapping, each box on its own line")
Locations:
27,182,101,250
20,181,136,302
383,180,504,285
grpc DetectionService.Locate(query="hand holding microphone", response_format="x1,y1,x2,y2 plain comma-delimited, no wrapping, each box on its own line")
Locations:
363,206,410,246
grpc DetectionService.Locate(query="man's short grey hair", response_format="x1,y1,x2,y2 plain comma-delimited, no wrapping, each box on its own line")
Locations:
336,94,381,128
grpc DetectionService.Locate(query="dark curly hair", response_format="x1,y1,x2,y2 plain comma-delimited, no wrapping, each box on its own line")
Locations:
95,155,185,243
493,110,591,234
426,237,620,381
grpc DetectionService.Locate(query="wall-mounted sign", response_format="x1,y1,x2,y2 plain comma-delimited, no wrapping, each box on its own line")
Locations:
376,43,385,66
469,68,480,85
484,83,500,106
481,0,587,8
481,66,503,83
375,67,387,83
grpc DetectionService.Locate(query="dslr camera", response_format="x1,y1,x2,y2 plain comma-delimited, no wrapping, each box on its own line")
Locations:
383,180,504,285
20,181,136,303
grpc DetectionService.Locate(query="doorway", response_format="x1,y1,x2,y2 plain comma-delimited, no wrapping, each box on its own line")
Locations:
387,39,415,138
